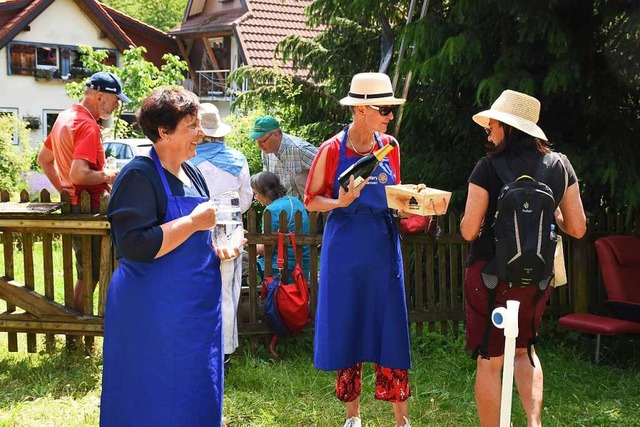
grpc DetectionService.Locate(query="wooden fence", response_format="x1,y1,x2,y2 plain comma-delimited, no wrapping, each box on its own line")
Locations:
1,190,638,353
0,190,112,352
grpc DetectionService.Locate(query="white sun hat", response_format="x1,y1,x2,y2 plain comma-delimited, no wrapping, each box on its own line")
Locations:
340,72,406,106
200,103,231,138
472,89,547,141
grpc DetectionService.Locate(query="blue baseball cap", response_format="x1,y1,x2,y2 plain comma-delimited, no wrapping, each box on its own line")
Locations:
85,71,131,103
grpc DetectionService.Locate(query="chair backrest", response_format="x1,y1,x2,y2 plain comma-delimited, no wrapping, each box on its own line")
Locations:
594,235,640,304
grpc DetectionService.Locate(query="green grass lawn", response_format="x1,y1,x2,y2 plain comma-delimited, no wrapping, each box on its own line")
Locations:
2,241,640,425
0,328,639,426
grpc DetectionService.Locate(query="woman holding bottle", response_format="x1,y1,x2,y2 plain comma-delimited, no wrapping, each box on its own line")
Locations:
304,72,411,427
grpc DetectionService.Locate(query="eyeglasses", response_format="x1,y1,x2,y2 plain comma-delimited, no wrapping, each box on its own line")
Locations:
484,123,500,135
256,132,274,145
368,105,396,117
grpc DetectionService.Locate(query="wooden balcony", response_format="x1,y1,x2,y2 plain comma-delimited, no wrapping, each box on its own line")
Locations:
196,69,233,101
185,69,248,102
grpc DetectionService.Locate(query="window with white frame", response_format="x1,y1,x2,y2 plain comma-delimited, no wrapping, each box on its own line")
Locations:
36,46,59,69
44,110,62,138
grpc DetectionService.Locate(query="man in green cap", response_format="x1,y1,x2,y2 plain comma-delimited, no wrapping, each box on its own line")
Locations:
250,115,318,200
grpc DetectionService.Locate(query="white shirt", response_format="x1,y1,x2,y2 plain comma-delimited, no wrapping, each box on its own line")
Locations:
195,161,253,213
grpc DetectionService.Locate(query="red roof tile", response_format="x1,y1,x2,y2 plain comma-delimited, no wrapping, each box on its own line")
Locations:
0,0,133,51
0,0,51,47
101,4,178,66
236,0,322,76
101,3,173,40
170,0,323,78
0,0,175,67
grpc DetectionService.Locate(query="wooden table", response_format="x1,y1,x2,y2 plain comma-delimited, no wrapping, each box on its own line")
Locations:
0,201,64,214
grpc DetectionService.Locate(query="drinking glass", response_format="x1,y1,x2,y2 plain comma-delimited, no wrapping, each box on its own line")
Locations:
210,191,244,250
104,156,118,173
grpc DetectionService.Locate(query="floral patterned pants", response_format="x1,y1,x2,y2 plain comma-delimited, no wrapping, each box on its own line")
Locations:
335,363,410,403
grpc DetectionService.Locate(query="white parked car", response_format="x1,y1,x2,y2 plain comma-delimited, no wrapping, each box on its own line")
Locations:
103,138,153,169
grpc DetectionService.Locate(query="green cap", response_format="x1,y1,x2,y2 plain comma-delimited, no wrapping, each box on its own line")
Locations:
249,115,280,139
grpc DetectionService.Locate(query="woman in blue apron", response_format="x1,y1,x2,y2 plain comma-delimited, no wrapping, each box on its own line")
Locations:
101,87,238,426
305,73,412,427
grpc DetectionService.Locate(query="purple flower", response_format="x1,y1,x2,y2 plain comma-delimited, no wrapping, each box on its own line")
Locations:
26,171,58,196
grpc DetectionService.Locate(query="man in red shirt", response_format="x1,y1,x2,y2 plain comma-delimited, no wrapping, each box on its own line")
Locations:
38,71,129,314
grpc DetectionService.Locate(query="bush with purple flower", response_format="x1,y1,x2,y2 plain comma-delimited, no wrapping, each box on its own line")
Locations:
25,171,58,199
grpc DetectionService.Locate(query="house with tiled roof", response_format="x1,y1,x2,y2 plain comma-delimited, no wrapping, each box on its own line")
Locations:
0,0,177,148
170,0,322,108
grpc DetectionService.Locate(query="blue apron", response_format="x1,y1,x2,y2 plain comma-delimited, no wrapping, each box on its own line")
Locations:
313,127,411,371
101,148,223,427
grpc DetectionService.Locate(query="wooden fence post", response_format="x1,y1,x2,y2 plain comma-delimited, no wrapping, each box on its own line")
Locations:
570,236,590,313
2,199,638,353
1,190,18,352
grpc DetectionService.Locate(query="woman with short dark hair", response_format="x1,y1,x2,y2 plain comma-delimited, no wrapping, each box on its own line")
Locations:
101,86,239,427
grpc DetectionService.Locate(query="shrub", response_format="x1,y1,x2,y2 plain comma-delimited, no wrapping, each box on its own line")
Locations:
0,115,33,193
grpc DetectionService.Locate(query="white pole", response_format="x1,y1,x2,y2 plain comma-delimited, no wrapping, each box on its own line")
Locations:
492,300,520,427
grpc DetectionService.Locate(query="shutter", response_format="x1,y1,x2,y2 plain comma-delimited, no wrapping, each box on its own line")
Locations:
189,0,206,16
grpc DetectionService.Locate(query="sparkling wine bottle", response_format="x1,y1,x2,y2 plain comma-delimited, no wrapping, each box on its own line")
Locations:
338,135,397,192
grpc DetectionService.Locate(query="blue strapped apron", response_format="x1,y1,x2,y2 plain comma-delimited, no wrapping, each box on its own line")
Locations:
313,127,411,371
101,148,223,426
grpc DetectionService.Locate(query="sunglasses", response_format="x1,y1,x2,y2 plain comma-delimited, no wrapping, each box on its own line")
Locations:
484,123,500,135
368,105,396,117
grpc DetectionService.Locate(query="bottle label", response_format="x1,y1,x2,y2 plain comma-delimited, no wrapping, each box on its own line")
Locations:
353,176,365,188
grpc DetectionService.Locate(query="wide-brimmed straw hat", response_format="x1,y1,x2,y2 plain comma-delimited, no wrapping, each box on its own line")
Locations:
200,103,231,138
340,72,406,106
472,90,547,141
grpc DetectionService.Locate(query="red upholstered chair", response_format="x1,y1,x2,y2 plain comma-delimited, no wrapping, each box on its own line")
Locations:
558,235,640,362
596,235,640,322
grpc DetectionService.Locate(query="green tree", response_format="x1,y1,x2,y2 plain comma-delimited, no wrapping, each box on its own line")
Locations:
222,108,268,176
101,0,187,32
228,2,413,147
244,0,640,215
65,45,189,138
397,0,640,215
277,1,405,102
0,115,32,193
230,66,342,145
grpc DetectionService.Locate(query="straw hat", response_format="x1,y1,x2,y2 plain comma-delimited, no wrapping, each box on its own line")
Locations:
472,90,547,141
200,103,231,138
340,72,406,106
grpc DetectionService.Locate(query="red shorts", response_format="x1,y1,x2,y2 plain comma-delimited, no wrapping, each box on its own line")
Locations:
465,260,550,358
335,363,410,403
